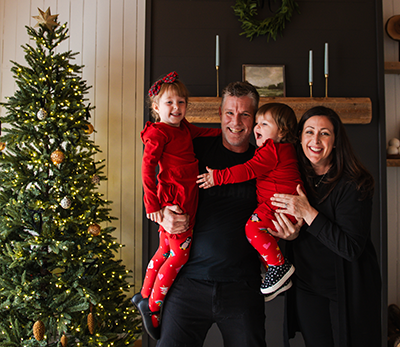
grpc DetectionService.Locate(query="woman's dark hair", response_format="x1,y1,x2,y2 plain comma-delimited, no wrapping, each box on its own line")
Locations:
297,106,374,201
256,103,297,144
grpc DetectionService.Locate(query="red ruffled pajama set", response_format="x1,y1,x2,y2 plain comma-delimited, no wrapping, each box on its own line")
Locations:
141,118,221,314
213,138,303,269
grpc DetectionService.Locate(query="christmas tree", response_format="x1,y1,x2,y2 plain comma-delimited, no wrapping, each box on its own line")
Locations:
0,8,141,346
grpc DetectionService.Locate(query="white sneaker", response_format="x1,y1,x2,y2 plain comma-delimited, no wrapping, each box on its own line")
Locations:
260,259,295,294
264,279,292,302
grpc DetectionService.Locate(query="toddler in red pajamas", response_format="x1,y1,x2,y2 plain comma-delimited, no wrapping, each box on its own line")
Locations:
197,103,303,300
132,72,221,340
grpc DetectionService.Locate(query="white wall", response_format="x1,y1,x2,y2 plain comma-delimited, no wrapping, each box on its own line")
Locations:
383,0,400,306
0,0,146,293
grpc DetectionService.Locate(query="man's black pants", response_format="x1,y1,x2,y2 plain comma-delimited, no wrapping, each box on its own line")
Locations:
156,276,267,347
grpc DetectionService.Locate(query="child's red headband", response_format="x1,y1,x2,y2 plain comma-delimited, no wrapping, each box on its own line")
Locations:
148,71,179,97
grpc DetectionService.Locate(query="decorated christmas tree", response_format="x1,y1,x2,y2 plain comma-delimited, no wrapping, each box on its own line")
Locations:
0,8,141,346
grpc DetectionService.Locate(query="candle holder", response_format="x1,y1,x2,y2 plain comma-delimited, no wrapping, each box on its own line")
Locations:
216,66,220,97
309,82,313,98
325,74,329,98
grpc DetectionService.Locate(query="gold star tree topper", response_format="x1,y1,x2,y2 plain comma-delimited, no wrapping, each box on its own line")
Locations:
32,7,59,31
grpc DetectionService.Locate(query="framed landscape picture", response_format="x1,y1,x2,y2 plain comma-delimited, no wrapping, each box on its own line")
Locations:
242,64,286,97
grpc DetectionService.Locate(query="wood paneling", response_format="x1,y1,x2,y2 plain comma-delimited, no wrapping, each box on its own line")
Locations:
383,0,400,307
0,0,145,294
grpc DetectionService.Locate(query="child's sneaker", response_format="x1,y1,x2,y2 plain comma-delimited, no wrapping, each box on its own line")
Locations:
264,279,292,302
260,259,294,294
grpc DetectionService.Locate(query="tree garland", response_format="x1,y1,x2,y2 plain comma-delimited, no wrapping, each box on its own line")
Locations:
232,0,299,41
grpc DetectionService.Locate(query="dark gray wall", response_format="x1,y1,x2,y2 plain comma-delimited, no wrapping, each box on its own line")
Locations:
142,1,387,346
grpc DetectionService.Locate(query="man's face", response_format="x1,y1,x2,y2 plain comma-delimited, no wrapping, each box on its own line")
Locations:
219,95,256,153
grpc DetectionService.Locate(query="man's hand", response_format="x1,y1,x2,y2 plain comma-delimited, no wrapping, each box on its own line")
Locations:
196,166,215,189
159,205,190,235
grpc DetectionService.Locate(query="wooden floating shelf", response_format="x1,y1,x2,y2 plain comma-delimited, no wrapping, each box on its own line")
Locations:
385,61,400,74
387,159,400,167
387,155,400,167
186,97,372,124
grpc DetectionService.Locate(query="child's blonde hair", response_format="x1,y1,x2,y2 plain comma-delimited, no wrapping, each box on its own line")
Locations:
149,76,190,122
256,103,297,144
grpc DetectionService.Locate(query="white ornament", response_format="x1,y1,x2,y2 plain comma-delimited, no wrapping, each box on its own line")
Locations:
388,138,400,148
387,145,399,155
60,196,72,209
37,108,47,120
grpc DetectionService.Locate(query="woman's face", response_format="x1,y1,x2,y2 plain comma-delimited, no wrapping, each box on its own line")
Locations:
301,115,335,174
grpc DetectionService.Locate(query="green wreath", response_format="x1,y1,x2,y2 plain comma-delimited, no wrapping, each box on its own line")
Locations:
232,0,299,41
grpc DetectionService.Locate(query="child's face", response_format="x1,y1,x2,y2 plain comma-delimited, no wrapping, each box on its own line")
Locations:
254,111,282,147
153,89,187,127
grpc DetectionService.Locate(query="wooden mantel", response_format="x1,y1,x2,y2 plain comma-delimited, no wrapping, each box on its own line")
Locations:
186,97,372,124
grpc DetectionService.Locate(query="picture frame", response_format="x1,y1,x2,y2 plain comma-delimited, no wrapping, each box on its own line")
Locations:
242,64,286,97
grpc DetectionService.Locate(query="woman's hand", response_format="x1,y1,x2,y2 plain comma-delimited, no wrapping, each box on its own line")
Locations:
267,213,303,241
270,184,318,226
196,166,215,189
159,205,190,235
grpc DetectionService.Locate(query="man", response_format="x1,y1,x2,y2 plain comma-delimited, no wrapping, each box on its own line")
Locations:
157,81,266,347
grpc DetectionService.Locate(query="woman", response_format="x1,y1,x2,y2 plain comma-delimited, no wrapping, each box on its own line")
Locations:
269,106,381,347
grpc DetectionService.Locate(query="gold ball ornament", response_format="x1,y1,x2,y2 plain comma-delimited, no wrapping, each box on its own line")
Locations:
85,123,94,134
87,312,95,334
33,320,45,341
60,334,68,347
92,174,100,184
37,108,47,120
0,142,6,151
60,196,72,209
88,223,101,236
51,149,65,165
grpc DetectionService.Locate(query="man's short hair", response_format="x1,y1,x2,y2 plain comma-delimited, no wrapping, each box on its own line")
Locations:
221,81,260,114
